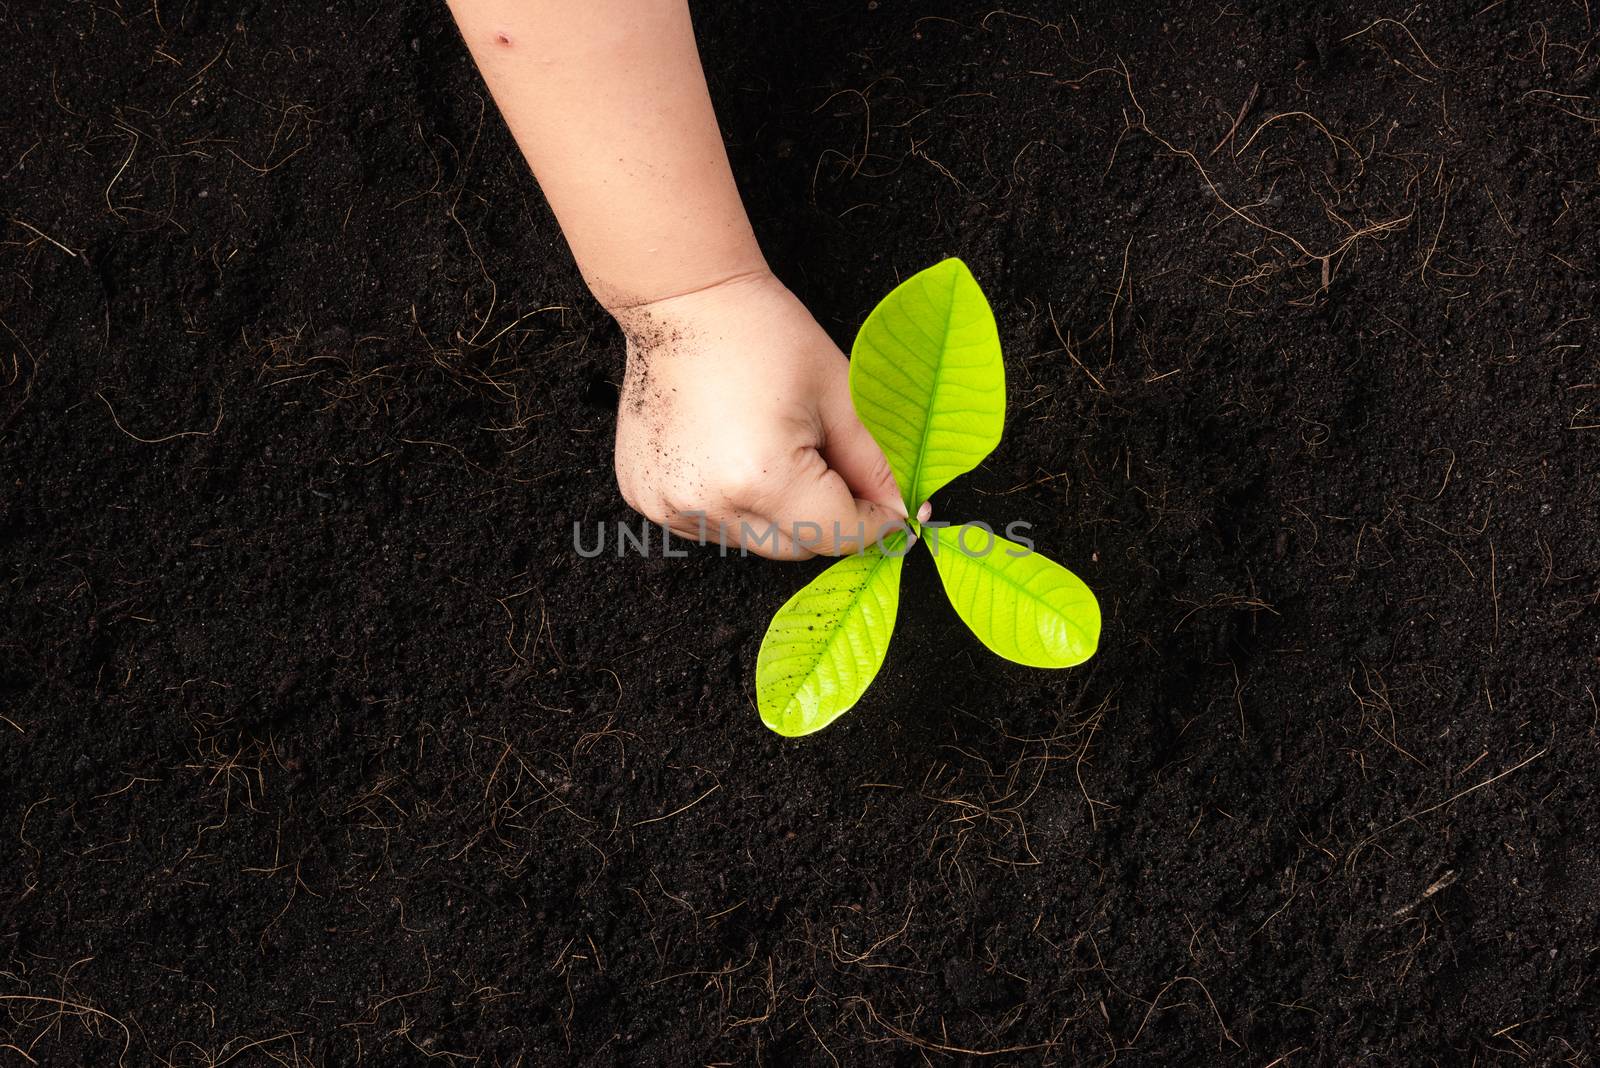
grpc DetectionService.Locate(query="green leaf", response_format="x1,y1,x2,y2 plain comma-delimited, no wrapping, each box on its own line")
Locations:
928,525,1100,668
850,258,1005,513
756,538,908,736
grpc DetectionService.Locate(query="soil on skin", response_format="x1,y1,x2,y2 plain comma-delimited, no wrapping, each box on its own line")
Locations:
3,2,1598,1064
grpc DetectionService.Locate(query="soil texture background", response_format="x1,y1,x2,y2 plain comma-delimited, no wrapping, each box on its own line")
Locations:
3,1,1599,1065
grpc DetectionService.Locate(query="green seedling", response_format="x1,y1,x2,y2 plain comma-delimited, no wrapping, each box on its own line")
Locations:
756,259,1102,736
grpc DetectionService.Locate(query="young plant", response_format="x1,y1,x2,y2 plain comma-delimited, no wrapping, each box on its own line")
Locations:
756,259,1101,736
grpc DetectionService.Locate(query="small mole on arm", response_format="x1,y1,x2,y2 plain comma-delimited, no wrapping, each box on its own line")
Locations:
493,30,513,47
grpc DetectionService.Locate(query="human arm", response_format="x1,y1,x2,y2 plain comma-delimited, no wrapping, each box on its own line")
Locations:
446,0,914,557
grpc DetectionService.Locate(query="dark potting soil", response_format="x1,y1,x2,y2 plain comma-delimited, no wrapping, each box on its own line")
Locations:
3,1,1598,1064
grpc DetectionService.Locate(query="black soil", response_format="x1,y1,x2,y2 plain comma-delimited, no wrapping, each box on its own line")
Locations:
3,2,1598,1064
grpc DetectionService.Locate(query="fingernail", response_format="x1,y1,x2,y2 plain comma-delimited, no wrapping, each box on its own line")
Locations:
916,501,933,523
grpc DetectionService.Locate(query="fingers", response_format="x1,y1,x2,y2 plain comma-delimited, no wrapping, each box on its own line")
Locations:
653,452,931,560
661,509,816,560
818,385,907,516
725,510,817,560
757,458,913,557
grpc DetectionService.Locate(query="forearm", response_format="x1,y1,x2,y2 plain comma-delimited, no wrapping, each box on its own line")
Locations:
447,0,768,310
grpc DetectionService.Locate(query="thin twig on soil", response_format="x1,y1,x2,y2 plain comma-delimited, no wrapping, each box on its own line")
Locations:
0,995,133,1067
1208,83,1258,158
96,390,224,443
1346,745,1550,870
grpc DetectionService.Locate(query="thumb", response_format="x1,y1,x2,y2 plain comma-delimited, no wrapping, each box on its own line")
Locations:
763,461,912,557
819,387,907,516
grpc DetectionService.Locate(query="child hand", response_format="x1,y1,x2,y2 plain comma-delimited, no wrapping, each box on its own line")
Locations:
612,271,921,559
